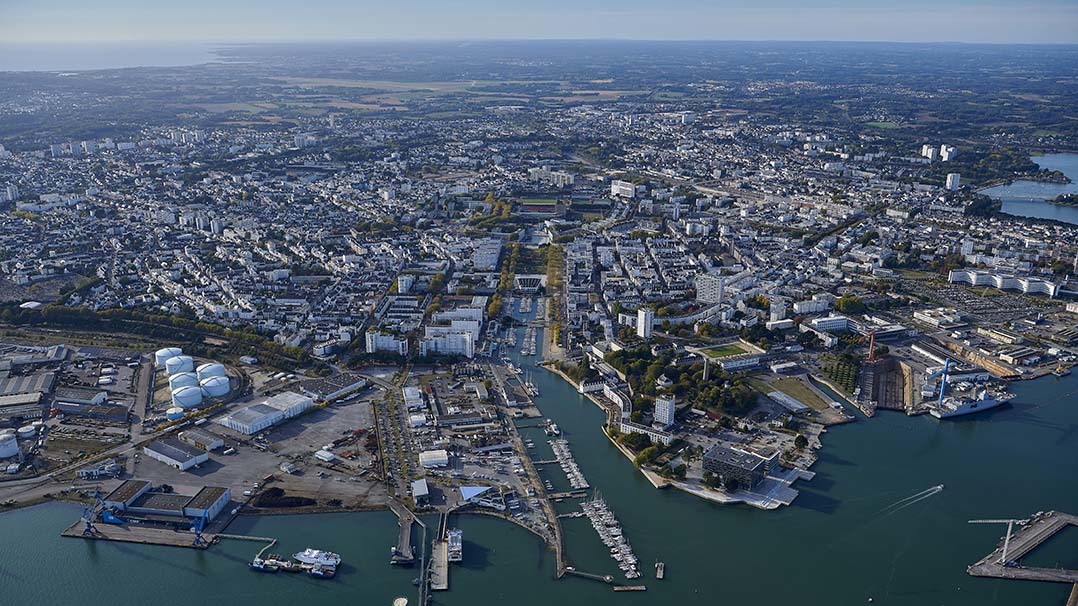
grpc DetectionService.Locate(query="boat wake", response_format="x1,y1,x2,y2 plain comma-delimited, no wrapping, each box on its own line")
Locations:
877,484,944,516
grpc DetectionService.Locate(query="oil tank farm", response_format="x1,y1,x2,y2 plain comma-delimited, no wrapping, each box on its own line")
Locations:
171,385,203,409
168,372,199,390
199,375,230,398
0,432,18,458
154,347,183,366
165,355,195,375
195,362,226,380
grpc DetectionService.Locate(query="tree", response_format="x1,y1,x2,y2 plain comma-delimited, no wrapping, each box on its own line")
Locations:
835,295,866,314
724,478,740,492
794,434,808,449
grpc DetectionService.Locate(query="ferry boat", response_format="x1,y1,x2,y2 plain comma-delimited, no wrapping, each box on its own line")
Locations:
447,529,463,562
294,548,342,567
930,389,1012,419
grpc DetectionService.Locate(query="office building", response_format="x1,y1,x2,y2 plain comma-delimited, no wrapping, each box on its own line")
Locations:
702,444,778,491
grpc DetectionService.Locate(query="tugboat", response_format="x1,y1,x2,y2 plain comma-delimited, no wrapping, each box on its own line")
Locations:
307,564,336,578
249,558,279,573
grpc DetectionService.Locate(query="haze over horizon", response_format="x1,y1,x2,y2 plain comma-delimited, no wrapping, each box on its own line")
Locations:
2,0,1077,45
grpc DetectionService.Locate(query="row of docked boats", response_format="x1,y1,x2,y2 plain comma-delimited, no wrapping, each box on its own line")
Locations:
549,439,588,490
249,548,340,578
521,326,538,356
581,492,641,579
543,418,560,436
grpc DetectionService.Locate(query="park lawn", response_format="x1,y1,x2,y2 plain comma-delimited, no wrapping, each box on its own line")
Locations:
769,377,831,411
702,343,748,358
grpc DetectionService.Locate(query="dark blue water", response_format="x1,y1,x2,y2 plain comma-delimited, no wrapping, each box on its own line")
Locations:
981,153,1078,225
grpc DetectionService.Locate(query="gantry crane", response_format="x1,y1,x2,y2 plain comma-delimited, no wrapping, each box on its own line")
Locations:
968,518,1027,565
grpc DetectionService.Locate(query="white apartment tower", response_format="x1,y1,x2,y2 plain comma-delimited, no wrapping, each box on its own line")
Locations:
637,307,655,339
654,395,676,428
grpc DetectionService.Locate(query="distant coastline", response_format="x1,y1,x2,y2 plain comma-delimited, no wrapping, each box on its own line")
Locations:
0,42,224,72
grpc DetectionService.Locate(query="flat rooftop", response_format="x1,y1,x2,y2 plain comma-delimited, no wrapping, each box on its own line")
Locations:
704,444,766,472
145,437,206,463
185,486,228,511
104,479,150,504
130,491,191,513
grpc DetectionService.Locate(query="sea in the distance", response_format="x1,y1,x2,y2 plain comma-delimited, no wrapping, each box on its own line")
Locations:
2,327,1077,605
981,153,1078,225
0,42,222,72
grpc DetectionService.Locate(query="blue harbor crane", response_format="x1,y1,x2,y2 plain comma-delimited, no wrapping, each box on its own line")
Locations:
926,358,953,408
191,511,209,547
81,490,126,536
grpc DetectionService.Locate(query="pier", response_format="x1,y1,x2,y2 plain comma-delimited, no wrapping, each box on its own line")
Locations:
968,511,1078,584
389,501,416,565
563,568,614,584
61,520,214,549
429,512,450,591
548,490,589,499
217,533,277,559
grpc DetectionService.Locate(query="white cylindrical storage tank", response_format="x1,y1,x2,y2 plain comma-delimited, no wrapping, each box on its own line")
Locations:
199,375,230,398
168,372,199,390
16,425,37,439
166,407,186,421
165,355,194,375
171,385,203,409
155,347,183,366
0,434,18,458
0,428,14,437
196,362,227,380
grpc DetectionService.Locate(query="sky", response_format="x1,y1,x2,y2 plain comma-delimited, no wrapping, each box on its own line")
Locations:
1,0,1077,44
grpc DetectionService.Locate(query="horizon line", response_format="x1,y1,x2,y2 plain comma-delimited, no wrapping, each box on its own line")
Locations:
4,37,1078,47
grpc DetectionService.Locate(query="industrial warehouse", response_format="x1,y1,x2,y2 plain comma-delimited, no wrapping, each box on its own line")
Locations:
100,479,232,526
215,391,313,435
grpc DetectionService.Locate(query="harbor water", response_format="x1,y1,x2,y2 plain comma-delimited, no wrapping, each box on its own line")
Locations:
2,331,1077,604
982,153,1078,225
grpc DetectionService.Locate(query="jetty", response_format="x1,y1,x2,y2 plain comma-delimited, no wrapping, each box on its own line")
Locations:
389,501,416,565
968,511,1078,584
429,512,450,591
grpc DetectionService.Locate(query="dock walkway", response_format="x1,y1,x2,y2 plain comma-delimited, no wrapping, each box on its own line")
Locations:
389,501,415,564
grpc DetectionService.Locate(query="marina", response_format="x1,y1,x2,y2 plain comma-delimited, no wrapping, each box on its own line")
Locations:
580,492,641,579
549,438,589,490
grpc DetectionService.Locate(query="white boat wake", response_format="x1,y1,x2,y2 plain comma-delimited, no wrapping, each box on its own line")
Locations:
877,484,944,516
